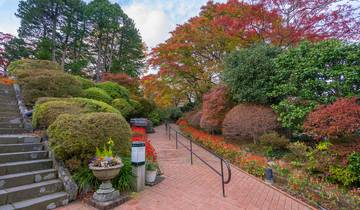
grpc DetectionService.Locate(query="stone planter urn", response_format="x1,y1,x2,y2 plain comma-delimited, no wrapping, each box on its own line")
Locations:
145,169,157,183
89,163,123,202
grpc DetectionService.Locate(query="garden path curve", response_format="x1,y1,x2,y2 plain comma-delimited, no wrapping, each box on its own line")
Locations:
56,125,315,210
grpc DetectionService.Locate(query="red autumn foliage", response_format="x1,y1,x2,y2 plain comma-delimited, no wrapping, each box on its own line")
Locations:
258,0,360,42
304,97,360,139
222,104,279,143
131,126,157,161
200,86,232,133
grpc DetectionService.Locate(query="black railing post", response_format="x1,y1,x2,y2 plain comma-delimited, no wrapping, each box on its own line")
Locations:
175,131,178,149
168,126,171,140
221,159,226,197
190,139,193,165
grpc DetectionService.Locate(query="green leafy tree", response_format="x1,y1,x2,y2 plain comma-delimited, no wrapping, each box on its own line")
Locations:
223,43,282,104
270,40,360,132
2,36,32,68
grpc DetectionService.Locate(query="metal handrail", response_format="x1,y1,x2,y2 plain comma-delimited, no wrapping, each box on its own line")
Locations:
165,122,232,197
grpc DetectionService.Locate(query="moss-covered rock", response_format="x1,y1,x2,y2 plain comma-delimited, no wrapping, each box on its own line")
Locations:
96,81,129,99
32,97,120,129
47,112,131,168
73,76,95,89
112,98,133,118
84,87,112,104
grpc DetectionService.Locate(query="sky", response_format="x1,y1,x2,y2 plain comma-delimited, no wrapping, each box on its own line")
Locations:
0,0,226,49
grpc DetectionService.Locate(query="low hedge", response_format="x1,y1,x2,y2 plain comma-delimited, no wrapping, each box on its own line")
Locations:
47,112,131,170
83,87,112,104
112,98,133,118
96,81,129,99
32,97,120,129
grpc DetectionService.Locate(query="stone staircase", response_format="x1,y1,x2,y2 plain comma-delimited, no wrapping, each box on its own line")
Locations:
0,84,68,210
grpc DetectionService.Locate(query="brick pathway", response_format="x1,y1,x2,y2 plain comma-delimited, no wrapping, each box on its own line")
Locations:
56,125,314,210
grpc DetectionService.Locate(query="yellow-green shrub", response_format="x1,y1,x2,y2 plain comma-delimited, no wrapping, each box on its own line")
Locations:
83,87,112,104
112,98,133,118
96,81,129,99
47,113,131,169
32,97,120,129
73,76,95,89
7,59,61,74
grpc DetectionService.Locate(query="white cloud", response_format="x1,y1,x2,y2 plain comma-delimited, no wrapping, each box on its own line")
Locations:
123,2,173,49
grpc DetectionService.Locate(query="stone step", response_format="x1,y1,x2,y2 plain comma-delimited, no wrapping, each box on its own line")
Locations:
0,105,18,111
0,123,23,129
0,118,22,124
0,192,68,210
0,179,64,205
0,169,57,189
0,112,21,117
0,159,53,176
0,151,48,163
0,143,43,153
0,102,17,107
0,129,27,135
0,98,17,104
0,135,40,144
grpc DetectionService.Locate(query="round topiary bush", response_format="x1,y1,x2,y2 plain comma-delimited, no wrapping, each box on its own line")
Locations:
32,97,120,129
18,71,83,106
96,81,129,99
47,112,131,170
83,87,112,104
73,76,95,89
112,98,133,118
222,104,280,143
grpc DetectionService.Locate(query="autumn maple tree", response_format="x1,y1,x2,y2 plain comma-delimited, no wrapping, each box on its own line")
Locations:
141,74,189,108
149,0,360,102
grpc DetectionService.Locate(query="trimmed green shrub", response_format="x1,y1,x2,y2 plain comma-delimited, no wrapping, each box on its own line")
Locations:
47,112,131,169
84,87,112,104
128,99,142,117
96,81,129,99
18,71,83,106
73,76,95,89
112,99,133,118
7,59,61,74
32,97,120,129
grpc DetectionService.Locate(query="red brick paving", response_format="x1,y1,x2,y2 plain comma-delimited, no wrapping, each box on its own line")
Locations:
56,125,315,210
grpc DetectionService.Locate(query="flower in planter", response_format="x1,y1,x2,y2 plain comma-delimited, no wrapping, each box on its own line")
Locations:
91,138,122,168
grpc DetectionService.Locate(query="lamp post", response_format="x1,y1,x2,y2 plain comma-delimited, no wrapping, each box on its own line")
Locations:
131,141,146,192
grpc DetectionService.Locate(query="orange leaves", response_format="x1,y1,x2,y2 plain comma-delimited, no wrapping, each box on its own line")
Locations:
304,97,360,139
0,77,15,86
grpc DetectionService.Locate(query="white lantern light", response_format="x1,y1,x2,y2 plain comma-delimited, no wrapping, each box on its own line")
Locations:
131,141,145,165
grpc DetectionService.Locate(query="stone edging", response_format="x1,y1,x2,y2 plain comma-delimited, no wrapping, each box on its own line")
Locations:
44,140,79,201
12,82,32,131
